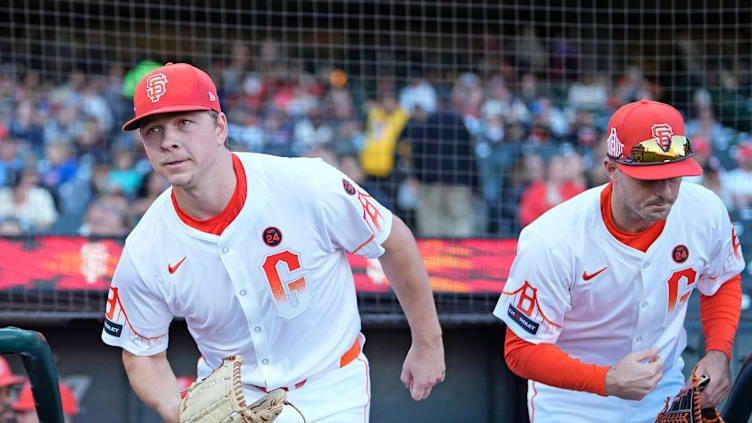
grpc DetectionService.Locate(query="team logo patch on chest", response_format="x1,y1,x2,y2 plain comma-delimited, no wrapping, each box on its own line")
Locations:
342,178,357,196
262,226,283,247
672,244,689,263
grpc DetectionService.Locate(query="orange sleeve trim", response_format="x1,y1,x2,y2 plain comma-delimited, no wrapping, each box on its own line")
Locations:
700,274,742,362
504,327,610,396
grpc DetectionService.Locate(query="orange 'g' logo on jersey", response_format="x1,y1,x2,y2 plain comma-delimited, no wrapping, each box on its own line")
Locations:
146,73,168,102
652,123,674,150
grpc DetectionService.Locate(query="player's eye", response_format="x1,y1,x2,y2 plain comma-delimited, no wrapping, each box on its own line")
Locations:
180,119,193,126
145,126,161,135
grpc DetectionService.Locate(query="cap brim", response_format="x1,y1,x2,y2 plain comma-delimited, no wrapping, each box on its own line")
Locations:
122,104,214,131
616,157,703,180
0,375,25,387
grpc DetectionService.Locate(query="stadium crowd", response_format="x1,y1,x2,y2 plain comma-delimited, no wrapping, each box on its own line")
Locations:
0,37,751,239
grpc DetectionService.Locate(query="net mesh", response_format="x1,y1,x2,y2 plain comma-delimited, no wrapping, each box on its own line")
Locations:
0,1,750,324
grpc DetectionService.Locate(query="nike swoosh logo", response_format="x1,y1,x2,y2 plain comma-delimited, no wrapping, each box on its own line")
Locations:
168,256,187,274
583,266,608,281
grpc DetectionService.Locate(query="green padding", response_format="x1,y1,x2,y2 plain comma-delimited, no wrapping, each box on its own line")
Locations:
0,327,63,423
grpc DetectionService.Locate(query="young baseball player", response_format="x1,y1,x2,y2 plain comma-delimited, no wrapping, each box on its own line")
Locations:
494,99,744,422
100,62,444,423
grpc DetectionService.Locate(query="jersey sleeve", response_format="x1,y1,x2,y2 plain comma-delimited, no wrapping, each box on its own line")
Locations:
493,227,571,344
100,247,172,356
697,196,745,295
316,160,393,258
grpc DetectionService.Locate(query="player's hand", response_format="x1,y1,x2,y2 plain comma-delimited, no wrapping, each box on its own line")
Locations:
605,347,663,400
681,350,730,408
400,336,446,401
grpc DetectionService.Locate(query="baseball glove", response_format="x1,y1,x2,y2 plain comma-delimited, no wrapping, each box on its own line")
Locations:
178,355,306,423
654,367,725,423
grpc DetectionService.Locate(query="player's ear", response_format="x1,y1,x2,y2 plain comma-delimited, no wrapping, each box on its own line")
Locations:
215,112,228,145
604,157,619,181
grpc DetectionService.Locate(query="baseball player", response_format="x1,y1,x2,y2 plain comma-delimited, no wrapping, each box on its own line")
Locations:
0,356,24,423
100,62,445,423
494,99,744,422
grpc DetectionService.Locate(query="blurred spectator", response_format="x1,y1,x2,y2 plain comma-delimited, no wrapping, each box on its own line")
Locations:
615,66,658,104
14,381,78,423
529,97,568,140
0,356,24,423
222,42,252,97
74,115,109,164
260,109,294,157
499,153,545,236
451,72,484,119
359,89,409,203
80,76,114,133
409,99,477,236
721,140,752,212
8,100,45,155
584,136,610,188
399,69,437,115
700,157,730,207
514,26,548,74
518,154,586,227
685,104,732,154
226,107,264,152
43,104,82,146
480,75,530,128
39,140,78,191
683,137,712,185
79,196,128,236
0,169,58,232
106,145,144,198
0,137,24,188
567,73,609,112
127,170,169,227
569,109,598,148
293,106,334,155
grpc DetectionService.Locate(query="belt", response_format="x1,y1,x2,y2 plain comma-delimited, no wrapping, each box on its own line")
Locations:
253,337,361,392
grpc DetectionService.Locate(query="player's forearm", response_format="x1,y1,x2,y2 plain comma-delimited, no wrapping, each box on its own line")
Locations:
700,274,742,361
379,215,442,343
122,349,180,423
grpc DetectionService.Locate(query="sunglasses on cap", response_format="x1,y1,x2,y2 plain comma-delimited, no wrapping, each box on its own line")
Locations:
610,135,695,165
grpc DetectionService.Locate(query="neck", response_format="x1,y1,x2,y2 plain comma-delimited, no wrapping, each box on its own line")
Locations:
172,151,236,220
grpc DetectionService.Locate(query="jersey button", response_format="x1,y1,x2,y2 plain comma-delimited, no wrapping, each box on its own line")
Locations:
222,247,229,254
239,289,247,296
261,358,269,365
641,301,648,309
636,336,642,343
254,326,261,333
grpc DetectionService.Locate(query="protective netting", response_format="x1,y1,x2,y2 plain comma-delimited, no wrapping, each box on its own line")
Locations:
0,1,749,324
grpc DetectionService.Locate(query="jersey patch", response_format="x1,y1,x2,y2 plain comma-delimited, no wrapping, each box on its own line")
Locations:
672,245,689,263
507,304,540,334
342,178,357,196
103,318,123,337
263,226,283,247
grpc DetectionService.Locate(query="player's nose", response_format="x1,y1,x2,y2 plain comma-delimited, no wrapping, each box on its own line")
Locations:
160,125,181,150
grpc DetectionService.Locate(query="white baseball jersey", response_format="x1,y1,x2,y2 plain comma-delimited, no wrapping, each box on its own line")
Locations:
494,182,744,421
101,153,392,394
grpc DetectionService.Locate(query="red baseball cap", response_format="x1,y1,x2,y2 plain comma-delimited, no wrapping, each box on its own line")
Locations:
605,99,702,180
0,356,24,387
14,381,78,416
122,62,221,131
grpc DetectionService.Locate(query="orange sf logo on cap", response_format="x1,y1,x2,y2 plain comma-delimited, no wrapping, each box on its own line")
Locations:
146,73,168,103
